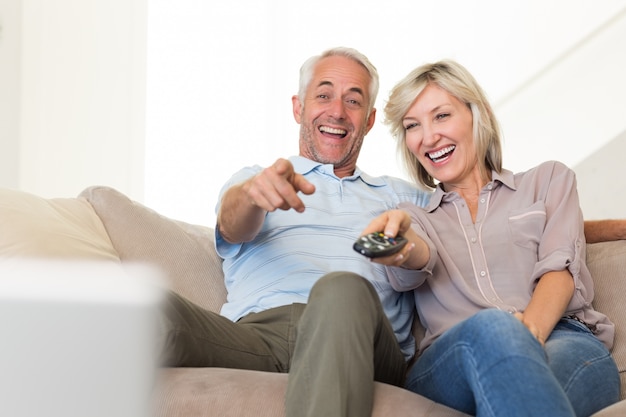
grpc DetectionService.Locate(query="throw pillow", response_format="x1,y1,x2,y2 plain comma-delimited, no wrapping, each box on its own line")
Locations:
0,188,119,261
80,186,226,313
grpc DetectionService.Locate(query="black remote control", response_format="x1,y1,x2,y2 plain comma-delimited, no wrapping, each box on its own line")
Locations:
353,232,408,258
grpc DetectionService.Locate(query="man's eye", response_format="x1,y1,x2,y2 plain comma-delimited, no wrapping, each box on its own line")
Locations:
346,99,362,108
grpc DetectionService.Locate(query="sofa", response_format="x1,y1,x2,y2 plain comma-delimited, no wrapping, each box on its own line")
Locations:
1,185,625,417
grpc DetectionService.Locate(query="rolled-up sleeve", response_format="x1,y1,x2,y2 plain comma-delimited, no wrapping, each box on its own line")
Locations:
532,162,585,284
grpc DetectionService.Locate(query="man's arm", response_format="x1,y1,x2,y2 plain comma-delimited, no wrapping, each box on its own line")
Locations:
584,220,626,244
217,158,315,243
217,181,268,243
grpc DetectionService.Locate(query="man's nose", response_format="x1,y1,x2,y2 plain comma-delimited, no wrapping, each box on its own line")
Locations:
327,98,346,119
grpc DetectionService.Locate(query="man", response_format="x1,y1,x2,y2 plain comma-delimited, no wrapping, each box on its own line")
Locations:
161,46,623,417
162,46,428,417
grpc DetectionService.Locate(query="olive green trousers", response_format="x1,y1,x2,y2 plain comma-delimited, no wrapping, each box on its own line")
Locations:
161,271,407,417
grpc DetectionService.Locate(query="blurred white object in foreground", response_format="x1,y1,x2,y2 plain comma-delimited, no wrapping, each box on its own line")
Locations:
0,260,164,417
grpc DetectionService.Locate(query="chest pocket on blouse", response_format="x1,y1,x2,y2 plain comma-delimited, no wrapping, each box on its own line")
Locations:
508,202,547,251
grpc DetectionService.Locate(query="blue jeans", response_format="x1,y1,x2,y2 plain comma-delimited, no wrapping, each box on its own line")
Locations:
405,309,620,417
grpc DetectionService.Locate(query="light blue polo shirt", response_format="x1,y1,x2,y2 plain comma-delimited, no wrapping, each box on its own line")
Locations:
215,156,431,359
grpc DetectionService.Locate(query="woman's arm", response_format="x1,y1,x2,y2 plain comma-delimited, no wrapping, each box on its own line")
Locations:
515,270,575,345
584,219,626,243
360,209,430,270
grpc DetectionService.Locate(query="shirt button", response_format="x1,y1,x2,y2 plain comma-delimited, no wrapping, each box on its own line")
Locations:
471,237,477,243
480,198,486,203
480,271,486,277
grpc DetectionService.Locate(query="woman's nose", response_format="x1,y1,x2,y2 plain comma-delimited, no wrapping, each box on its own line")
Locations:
422,124,440,146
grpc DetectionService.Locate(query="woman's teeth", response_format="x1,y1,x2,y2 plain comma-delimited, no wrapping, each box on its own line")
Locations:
428,145,456,162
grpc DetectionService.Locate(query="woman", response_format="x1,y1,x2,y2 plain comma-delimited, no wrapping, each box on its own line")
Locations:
362,60,620,417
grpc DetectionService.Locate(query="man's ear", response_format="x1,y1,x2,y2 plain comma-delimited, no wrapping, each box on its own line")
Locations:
292,95,302,124
365,108,376,135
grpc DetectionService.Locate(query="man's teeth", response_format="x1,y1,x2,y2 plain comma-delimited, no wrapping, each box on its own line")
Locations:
428,145,456,162
320,126,347,135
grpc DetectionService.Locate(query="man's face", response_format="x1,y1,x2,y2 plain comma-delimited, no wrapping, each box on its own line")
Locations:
292,55,376,178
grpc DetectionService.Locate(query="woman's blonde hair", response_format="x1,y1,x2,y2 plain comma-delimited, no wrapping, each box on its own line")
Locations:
384,60,502,189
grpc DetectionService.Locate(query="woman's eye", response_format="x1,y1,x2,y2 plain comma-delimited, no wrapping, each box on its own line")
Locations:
404,123,419,130
435,113,450,121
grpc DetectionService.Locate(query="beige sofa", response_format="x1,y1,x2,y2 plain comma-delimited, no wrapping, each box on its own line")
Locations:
1,185,625,417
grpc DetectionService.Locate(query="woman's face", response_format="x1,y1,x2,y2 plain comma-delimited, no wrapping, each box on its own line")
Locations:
402,83,478,189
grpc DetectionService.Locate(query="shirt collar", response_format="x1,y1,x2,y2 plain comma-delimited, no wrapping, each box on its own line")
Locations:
425,168,516,212
289,156,387,186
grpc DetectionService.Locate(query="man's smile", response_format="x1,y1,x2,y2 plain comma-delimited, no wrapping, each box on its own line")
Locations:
319,125,348,139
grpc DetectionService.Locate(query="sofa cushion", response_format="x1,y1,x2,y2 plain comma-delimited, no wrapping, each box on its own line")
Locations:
80,186,226,313
155,367,468,417
586,240,626,400
0,188,119,261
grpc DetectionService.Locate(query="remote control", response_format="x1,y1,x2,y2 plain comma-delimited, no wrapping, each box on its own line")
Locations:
353,232,408,258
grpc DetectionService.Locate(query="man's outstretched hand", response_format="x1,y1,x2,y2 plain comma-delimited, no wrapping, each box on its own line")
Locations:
245,158,316,213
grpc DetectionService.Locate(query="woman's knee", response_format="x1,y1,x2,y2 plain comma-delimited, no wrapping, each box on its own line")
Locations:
459,309,541,355
462,309,518,334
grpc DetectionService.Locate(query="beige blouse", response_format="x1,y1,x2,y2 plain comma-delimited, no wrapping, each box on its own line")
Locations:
390,161,614,353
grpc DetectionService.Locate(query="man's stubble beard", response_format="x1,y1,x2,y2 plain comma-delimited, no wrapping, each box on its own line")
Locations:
299,123,366,169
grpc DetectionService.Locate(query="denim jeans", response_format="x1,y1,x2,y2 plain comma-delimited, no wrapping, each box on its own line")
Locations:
405,309,619,417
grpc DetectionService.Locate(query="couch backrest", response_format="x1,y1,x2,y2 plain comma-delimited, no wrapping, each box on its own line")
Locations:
586,240,626,399
6,185,617,400
2,184,623,400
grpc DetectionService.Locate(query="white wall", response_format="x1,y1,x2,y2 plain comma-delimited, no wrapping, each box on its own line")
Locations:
2,1,625,224
495,9,626,219
0,0,147,199
0,0,21,189
575,130,626,219
497,9,626,173
145,0,626,226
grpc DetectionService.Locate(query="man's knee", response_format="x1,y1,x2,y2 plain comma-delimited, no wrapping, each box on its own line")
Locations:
307,272,381,320
311,271,376,302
